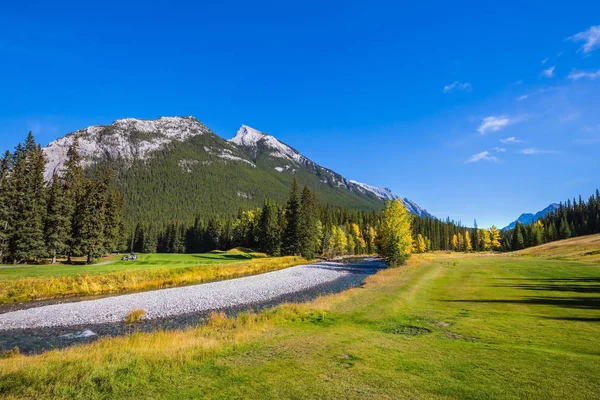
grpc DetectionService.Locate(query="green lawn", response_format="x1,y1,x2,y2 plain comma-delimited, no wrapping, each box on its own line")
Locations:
1,252,599,399
0,252,258,280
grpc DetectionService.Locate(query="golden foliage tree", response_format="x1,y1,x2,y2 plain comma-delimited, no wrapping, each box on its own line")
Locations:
480,229,491,251
451,234,458,251
464,231,472,252
377,200,412,266
489,226,501,250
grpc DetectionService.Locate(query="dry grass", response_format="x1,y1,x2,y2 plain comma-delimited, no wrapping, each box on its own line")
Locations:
124,309,146,324
515,234,600,262
0,256,307,304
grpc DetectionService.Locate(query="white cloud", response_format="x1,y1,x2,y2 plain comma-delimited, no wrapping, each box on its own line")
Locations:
568,25,600,54
477,116,511,134
517,95,528,101
541,66,555,78
466,151,498,164
520,148,558,155
500,137,521,144
568,69,600,80
443,81,472,93
541,58,548,65
492,147,506,152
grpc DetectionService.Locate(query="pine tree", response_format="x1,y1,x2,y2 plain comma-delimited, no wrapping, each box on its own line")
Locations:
103,190,125,254
376,200,412,266
512,222,525,250
559,216,571,239
282,178,301,256
9,136,47,262
298,185,319,259
0,151,12,261
257,200,282,256
78,179,108,264
63,136,85,262
44,174,69,263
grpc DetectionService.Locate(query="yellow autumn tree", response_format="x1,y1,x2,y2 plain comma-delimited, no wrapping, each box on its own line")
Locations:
377,200,412,266
416,234,427,253
464,231,472,252
451,234,458,251
480,229,491,251
489,226,501,250
329,226,347,257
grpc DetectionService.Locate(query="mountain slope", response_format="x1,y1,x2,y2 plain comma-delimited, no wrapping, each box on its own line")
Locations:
502,203,560,231
349,180,434,218
42,117,430,225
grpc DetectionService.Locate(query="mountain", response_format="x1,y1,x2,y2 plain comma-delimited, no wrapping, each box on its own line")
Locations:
349,181,434,218
42,117,430,225
502,203,560,231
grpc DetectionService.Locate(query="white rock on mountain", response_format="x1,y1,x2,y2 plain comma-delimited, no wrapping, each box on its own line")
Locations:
43,116,209,180
349,181,399,201
350,180,433,218
229,125,312,166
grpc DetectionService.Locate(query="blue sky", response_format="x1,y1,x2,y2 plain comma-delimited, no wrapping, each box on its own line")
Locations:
1,1,599,228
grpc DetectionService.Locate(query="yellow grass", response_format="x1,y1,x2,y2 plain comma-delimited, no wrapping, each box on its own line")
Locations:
0,256,307,304
124,309,146,324
515,233,600,262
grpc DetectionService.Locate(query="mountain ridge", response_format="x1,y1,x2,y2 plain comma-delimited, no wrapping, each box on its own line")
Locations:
502,203,560,231
42,116,432,223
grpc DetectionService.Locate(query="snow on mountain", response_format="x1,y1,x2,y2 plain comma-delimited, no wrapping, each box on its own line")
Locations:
502,203,560,231
349,181,399,201
350,180,433,218
229,125,311,166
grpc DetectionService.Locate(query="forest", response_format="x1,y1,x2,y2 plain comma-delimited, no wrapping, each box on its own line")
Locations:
0,133,124,264
501,191,600,251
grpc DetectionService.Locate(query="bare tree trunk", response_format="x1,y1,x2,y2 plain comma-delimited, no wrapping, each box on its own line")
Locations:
52,249,57,265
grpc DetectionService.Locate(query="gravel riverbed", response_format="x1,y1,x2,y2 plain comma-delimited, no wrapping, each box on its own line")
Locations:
0,259,385,331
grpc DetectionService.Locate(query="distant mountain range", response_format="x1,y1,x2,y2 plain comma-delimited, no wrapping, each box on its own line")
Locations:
502,203,560,231
42,117,432,224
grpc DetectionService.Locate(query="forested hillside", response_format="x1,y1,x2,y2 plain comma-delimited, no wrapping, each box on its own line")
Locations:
501,190,600,251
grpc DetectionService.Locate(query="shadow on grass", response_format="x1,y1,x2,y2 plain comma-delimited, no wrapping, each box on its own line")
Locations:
443,297,600,310
192,254,252,260
541,316,600,322
492,283,600,294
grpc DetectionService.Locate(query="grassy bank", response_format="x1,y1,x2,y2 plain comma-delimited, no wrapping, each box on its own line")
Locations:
0,252,306,304
1,250,599,399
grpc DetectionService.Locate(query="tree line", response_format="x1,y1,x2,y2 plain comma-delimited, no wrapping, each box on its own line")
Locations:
0,133,125,264
129,177,507,263
501,190,600,251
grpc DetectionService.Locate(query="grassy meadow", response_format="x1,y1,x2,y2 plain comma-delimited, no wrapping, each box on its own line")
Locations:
1,237,599,399
0,251,306,304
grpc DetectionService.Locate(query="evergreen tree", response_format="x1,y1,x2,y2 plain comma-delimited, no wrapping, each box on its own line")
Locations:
0,151,12,261
512,222,525,250
103,190,125,254
257,200,282,256
298,185,319,259
559,216,571,239
282,177,301,255
44,174,69,263
63,136,85,262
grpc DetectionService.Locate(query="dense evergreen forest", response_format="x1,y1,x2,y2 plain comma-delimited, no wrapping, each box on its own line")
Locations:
0,133,124,264
501,190,600,251
130,177,503,259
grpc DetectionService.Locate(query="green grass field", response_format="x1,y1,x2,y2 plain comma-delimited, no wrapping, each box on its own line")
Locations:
0,252,263,279
1,241,599,399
